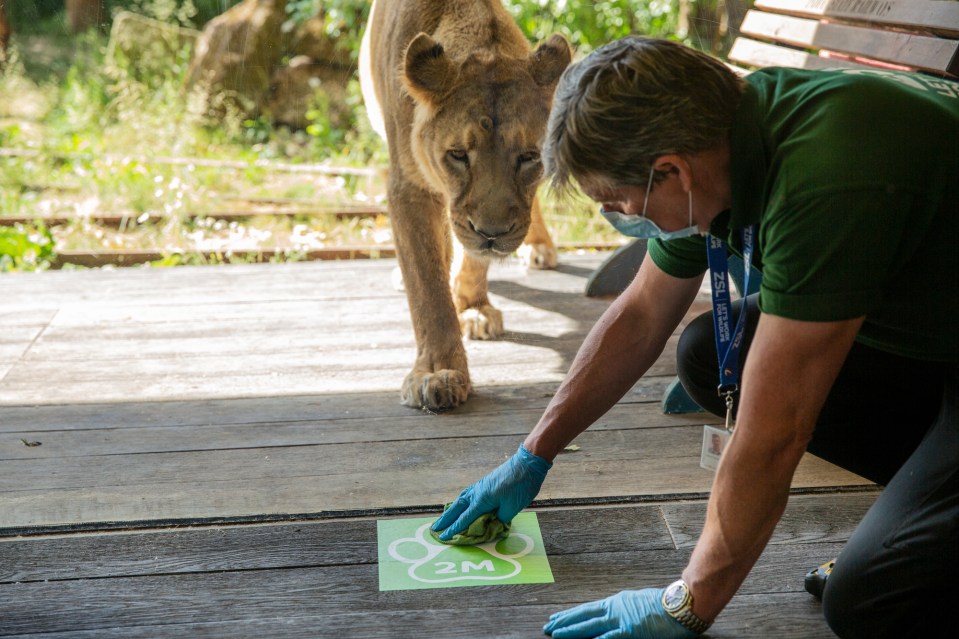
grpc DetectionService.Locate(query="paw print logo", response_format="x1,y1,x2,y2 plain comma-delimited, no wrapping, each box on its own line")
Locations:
387,522,534,584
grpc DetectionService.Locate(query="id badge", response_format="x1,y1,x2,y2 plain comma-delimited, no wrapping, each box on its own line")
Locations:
700,425,732,471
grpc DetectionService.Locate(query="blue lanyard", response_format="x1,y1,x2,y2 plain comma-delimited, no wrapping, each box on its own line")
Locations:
705,226,755,414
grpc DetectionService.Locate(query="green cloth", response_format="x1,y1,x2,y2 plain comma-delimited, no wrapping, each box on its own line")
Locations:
648,67,959,363
430,504,511,546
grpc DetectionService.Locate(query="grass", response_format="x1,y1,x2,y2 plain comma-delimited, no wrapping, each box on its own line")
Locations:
0,19,622,271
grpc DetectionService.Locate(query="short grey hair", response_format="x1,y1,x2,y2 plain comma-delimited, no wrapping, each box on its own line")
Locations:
544,36,746,195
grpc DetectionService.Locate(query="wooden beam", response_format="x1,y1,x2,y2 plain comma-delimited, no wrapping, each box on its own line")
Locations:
45,243,626,269
0,148,384,177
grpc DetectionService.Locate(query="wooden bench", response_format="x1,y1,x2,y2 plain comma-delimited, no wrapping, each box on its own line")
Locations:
583,0,959,413
730,0,959,78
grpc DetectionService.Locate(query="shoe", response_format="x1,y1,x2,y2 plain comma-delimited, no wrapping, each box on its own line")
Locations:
804,559,836,599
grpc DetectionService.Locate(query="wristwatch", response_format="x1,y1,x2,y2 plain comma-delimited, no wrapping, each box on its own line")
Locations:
662,579,711,635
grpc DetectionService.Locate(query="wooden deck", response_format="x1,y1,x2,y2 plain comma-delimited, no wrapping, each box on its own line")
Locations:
0,254,875,637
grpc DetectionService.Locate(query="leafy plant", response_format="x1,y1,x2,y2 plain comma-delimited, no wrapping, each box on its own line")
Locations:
0,224,56,272
0,0,747,269
504,0,681,51
116,0,199,25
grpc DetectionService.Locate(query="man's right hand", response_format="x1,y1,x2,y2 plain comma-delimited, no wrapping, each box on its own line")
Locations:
430,444,552,541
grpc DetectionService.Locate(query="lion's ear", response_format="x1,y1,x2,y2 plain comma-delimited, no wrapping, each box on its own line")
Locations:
528,34,572,89
403,33,456,104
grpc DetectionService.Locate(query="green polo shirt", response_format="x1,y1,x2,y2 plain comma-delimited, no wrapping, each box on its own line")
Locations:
648,67,959,363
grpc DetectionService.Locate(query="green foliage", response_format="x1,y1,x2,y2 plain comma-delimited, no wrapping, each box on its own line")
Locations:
5,1,243,31
5,1,63,25
8,1,742,49
115,0,198,26
304,79,387,166
188,1,244,25
1,0,742,267
285,0,370,63
504,0,684,51
280,1,697,58
0,224,56,272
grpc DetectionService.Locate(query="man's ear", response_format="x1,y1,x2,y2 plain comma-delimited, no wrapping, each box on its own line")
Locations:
528,34,572,88
653,154,693,192
403,33,456,104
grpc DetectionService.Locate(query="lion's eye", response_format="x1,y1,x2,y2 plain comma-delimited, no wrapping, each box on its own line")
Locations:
517,151,541,168
447,150,470,167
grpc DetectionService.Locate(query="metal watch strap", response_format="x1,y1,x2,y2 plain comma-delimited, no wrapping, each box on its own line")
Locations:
662,579,711,635
672,607,711,635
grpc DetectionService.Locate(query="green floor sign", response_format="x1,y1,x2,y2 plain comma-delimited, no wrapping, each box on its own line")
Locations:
377,512,554,591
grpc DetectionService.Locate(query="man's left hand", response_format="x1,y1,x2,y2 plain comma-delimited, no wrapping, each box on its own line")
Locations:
544,589,697,638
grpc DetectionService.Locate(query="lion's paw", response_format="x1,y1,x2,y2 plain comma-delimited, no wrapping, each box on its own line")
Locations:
391,266,405,292
517,242,558,270
401,368,471,411
459,305,504,340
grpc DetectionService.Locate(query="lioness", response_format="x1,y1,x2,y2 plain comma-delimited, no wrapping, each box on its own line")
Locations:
359,0,571,411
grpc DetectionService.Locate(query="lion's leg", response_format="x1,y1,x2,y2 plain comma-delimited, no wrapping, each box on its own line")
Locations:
451,238,504,341
390,180,471,410
517,194,558,270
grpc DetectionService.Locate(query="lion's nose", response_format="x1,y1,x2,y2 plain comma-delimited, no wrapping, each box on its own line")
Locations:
468,219,516,241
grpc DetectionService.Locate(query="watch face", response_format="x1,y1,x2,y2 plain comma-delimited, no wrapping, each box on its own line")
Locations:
663,582,688,611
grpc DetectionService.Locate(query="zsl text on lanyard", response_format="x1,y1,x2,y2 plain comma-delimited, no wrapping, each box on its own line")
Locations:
706,225,756,431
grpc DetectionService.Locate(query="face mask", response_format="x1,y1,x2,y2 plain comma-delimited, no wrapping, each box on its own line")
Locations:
599,165,700,241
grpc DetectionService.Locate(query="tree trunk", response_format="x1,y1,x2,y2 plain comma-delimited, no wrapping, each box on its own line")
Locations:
0,2,11,60
66,0,104,34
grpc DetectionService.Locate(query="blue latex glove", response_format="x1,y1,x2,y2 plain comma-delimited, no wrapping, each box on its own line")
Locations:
544,589,698,639
430,444,551,542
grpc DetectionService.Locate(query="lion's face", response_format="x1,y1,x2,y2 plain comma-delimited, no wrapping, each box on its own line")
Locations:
404,35,571,258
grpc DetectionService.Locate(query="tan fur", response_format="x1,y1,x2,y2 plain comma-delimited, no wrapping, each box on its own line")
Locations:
360,0,570,410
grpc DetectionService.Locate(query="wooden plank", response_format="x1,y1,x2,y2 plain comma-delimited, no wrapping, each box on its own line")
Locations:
1,318,700,404
0,497,862,601
0,425,859,496
0,551,698,633
6,331,608,395
2,255,656,404
49,247,403,268
50,244,629,269
0,501,851,637
730,36,873,70
740,9,959,74
729,37,855,71
0,344,679,403
0,311,54,381
0,382,571,433
661,492,878,549
0,205,389,228
0,369,682,437
12,297,601,347
0,507,674,583
0,449,865,534
0,424,870,533
1,255,601,307
0,561,842,637
0,265,397,309
0,399,708,459
0,147,383,177
755,0,959,37
0,597,840,639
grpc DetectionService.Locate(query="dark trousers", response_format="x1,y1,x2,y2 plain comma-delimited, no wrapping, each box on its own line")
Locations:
676,295,959,638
